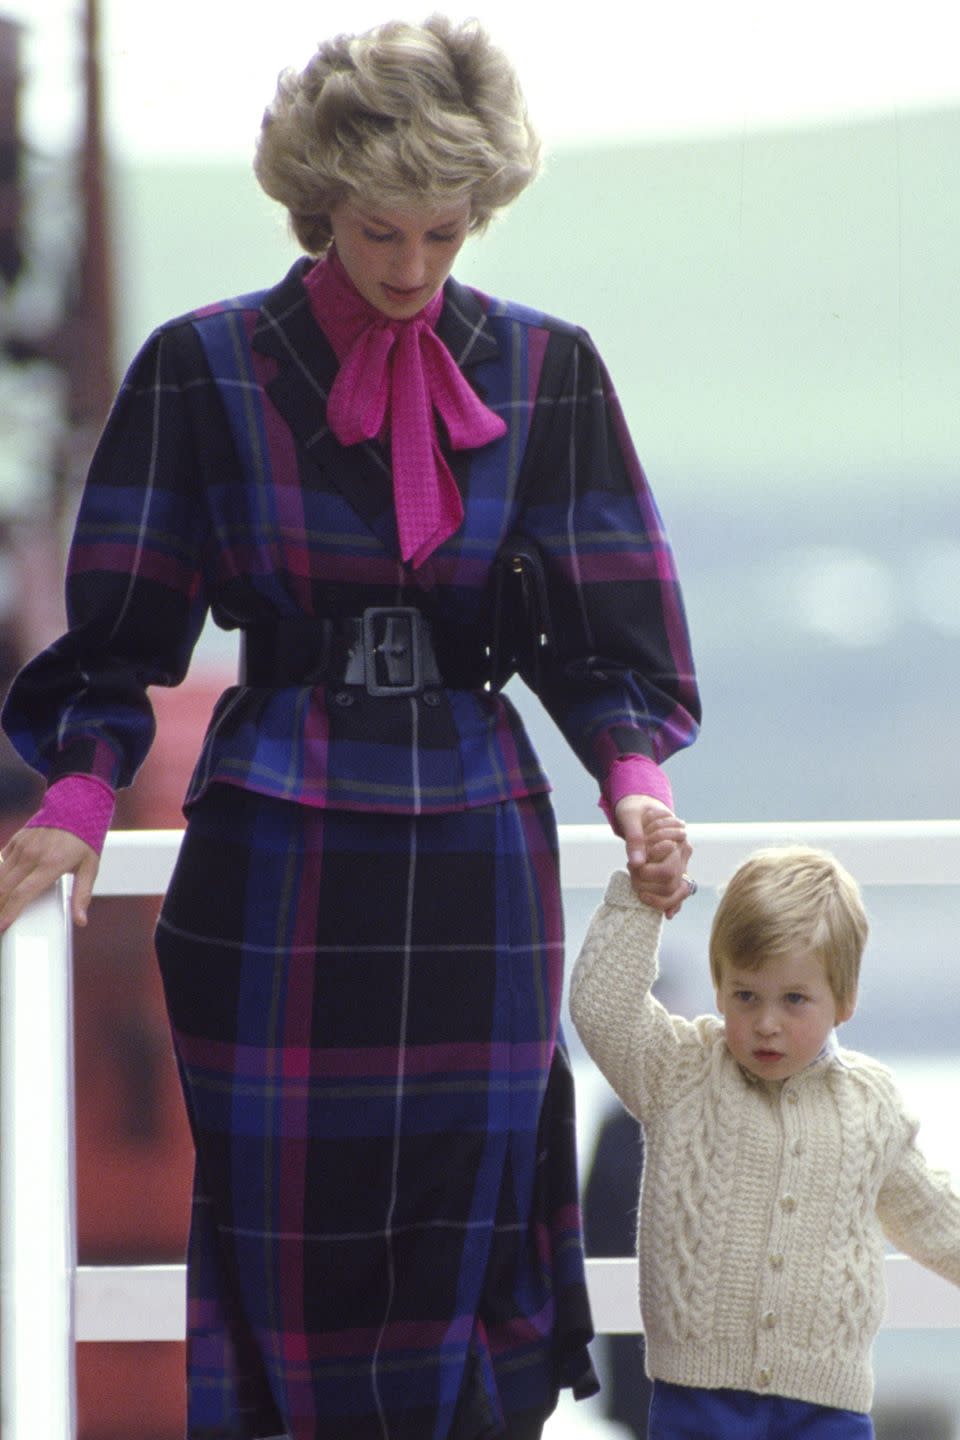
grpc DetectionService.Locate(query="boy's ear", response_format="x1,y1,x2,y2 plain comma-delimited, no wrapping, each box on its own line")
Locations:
835,989,858,1025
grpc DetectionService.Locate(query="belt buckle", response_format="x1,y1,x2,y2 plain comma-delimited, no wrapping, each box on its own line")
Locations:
362,607,422,696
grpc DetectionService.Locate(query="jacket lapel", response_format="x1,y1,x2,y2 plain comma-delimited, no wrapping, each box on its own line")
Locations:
435,276,501,374
250,261,502,560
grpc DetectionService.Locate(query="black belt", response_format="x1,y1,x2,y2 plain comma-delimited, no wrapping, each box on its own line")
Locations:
239,608,445,695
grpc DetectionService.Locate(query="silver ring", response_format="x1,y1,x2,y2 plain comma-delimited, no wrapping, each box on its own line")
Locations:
683,874,697,896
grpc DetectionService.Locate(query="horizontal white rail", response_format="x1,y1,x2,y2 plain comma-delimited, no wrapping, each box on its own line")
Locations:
3,820,959,1440
74,1252,960,1343
92,818,960,896
558,818,960,889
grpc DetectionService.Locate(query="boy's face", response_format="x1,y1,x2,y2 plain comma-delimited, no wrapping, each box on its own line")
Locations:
716,948,855,1082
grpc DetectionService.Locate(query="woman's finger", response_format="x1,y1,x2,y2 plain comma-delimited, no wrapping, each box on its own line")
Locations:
71,850,100,927
0,826,99,933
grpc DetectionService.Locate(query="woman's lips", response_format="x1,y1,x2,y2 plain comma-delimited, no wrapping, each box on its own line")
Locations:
382,283,423,300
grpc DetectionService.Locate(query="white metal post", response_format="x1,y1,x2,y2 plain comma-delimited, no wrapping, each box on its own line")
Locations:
1,877,77,1440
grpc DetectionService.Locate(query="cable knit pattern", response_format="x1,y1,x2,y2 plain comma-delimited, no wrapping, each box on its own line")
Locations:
569,870,960,1414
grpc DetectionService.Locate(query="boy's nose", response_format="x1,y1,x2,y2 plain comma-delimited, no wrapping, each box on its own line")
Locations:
755,1009,780,1036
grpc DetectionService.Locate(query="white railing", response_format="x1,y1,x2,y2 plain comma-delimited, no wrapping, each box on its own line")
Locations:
3,820,960,1439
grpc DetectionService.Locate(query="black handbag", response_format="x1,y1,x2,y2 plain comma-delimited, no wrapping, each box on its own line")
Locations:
488,536,555,691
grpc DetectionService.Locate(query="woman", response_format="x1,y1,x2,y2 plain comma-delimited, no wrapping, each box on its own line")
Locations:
0,17,699,1439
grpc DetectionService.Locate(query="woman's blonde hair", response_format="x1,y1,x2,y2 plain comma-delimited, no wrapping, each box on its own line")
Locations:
254,14,541,254
709,846,868,1009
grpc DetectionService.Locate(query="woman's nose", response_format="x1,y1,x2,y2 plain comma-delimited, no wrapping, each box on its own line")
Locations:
392,242,427,287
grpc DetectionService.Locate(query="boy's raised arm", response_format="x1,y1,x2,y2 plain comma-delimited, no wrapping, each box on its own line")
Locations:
569,871,705,1121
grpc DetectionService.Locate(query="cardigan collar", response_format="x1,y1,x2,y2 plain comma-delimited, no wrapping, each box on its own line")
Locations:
736,1032,846,1092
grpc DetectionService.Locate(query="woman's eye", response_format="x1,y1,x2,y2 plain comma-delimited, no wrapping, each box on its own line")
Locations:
429,231,459,244
363,229,395,243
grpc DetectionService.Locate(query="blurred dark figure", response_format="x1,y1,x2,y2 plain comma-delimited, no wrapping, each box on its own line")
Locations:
583,1103,652,1438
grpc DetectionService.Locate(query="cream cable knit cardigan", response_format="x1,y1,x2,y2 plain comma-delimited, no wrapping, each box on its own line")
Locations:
569,870,960,1414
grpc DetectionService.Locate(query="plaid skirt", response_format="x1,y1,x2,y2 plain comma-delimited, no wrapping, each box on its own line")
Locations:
154,783,597,1439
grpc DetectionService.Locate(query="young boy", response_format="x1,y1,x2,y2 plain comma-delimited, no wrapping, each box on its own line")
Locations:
570,836,960,1438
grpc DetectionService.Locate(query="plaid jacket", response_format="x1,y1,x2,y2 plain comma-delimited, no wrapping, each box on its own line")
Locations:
3,259,700,814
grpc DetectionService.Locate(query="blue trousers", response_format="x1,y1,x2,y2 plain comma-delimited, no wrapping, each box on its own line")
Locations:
649,1381,875,1439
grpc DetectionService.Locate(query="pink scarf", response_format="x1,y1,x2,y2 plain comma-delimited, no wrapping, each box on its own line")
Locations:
303,250,506,569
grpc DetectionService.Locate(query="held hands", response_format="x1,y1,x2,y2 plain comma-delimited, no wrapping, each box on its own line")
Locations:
0,825,100,934
614,796,693,919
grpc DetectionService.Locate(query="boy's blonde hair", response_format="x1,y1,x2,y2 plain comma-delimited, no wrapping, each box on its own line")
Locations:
709,846,868,1009
254,14,541,255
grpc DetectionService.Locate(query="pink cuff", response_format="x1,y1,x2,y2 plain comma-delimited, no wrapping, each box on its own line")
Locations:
599,754,674,829
25,775,116,856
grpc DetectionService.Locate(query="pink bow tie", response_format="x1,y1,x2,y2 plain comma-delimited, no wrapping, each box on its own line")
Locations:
304,252,507,568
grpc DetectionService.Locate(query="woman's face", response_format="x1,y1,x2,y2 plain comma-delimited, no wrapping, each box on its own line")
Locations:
328,198,471,318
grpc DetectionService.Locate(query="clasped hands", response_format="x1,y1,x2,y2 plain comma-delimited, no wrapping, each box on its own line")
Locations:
614,795,693,919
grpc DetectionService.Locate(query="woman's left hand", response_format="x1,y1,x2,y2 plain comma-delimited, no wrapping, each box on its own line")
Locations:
614,796,693,918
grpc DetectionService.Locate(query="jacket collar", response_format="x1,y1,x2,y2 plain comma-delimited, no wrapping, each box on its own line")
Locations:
250,259,500,554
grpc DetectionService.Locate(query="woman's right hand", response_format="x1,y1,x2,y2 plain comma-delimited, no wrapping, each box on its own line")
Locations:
0,825,100,934
615,798,693,918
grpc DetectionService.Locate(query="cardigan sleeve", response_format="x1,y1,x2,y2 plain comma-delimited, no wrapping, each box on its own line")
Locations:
569,870,710,1122
876,1115,960,1287
508,326,700,792
2,323,212,790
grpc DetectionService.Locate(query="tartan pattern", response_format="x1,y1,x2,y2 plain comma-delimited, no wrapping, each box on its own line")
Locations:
2,260,699,812
155,785,595,1439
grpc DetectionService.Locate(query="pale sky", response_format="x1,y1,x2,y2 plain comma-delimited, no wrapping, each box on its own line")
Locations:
7,0,960,160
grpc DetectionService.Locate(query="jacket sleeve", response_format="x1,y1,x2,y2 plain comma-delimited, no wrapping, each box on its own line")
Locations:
509,325,700,788
2,323,213,790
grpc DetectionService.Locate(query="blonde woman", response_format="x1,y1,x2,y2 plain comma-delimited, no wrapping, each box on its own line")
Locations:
1,17,699,1438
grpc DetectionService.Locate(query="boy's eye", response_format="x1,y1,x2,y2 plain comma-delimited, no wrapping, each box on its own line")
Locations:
733,990,754,1003
785,992,808,1005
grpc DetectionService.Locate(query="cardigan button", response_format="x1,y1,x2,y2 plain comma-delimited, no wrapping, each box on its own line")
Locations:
781,1194,797,1213
756,1368,772,1388
786,1091,799,1105
761,1310,777,1329
768,1253,784,1270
